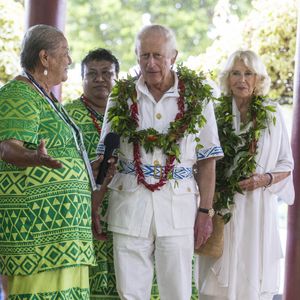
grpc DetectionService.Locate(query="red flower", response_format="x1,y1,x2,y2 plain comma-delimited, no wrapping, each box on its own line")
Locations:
147,135,158,142
130,102,139,125
130,80,186,192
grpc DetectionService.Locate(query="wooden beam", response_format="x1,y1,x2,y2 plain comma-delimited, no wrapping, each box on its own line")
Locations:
24,0,67,101
283,14,300,300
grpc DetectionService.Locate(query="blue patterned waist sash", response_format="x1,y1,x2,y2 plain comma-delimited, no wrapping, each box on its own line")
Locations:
118,159,194,180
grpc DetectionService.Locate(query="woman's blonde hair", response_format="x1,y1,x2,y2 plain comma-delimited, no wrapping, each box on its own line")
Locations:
219,50,271,96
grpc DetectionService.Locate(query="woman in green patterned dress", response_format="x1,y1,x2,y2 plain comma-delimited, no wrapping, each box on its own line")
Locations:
0,24,96,299
64,48,121,299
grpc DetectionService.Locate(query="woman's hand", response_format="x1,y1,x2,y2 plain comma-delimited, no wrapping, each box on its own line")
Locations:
0,139,62,168
238,173,270,191
36,139,63,168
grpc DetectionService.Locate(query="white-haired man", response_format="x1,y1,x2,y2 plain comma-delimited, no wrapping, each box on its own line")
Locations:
95,24,223,300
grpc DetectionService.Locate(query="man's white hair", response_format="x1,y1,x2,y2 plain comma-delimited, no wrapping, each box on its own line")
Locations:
135,24,177,56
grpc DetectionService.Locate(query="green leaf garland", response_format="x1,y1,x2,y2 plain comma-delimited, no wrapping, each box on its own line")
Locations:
107,64,214,163
214,95,276,223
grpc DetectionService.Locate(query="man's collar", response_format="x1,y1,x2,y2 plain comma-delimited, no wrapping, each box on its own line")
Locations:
136,71,180,99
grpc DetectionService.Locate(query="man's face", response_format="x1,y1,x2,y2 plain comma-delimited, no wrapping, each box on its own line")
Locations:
82,60,117,108
136,32,176,89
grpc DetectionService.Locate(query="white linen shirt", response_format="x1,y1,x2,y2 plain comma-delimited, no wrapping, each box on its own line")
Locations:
98,72,223,237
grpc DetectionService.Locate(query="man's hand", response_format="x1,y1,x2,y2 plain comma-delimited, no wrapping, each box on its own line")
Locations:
104,157,117,181
91,189,107,241
91,156,117,240
194,158,215,249
194,213,213,250
91,155,104,179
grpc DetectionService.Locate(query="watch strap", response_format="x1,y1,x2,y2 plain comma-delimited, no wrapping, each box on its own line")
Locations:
198,207,215,217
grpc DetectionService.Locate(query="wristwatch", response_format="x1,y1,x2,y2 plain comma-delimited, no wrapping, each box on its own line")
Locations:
198,207,215,217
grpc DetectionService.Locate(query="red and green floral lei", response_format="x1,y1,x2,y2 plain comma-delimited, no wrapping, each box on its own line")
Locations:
214,95,277,223
107,64,214,191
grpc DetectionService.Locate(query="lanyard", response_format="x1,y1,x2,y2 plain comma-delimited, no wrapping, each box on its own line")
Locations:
23,71,97,191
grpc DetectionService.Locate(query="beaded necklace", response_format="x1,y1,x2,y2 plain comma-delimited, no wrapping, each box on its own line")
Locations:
80,94,103,135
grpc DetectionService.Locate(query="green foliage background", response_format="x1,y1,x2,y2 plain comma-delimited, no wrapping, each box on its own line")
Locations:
0,0,23,85
0,0,297,103
66,0,251,71
244,0,297,102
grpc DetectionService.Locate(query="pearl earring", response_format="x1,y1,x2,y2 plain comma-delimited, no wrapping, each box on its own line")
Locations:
43,69,48,76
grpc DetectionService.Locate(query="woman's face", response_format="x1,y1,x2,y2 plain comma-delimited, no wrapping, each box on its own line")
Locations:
228,60,257,101
47,38,72,85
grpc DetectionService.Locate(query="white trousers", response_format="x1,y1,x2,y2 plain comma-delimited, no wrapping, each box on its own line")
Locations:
113,230,194,300
198,294,274,300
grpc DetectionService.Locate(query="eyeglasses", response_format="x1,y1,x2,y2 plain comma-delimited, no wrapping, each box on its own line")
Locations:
84,70,115,81
230,70,256,78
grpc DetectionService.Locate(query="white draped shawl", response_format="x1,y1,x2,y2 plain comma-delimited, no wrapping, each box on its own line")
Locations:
196,100,294,300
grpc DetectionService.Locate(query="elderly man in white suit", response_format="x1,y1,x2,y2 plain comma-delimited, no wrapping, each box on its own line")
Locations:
96,24,223,300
